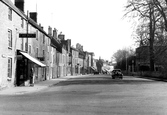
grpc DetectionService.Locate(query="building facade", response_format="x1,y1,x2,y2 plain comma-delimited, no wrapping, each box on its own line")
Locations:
0,0,97,88
0,0,28,87
71,47,79,75
0,0,58,87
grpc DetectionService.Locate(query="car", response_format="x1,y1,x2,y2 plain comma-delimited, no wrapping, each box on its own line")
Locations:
111,69,123,79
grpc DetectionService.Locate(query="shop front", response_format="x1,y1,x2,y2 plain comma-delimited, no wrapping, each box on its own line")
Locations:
15,50,46,86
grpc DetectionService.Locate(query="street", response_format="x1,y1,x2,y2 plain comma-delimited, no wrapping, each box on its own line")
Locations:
1,74,167,115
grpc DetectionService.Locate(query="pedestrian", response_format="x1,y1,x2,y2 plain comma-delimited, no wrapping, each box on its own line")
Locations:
30,67,34,87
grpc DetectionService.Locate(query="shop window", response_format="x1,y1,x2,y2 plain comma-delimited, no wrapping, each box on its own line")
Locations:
7,58,12,79
8,29,12,49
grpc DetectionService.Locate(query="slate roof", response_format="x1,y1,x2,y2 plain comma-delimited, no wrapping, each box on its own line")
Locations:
1,0,27,19
1,0,62,52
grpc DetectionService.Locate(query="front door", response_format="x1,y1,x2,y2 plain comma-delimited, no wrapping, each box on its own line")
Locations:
16,56,28,86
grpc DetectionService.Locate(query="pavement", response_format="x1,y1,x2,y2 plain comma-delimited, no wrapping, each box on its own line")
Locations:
0,75,88,95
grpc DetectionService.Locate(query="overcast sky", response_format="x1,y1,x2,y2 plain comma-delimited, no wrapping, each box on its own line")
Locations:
12,0,135,61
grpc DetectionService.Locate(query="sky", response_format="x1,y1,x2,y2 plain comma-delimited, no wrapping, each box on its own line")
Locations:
12,0,136,61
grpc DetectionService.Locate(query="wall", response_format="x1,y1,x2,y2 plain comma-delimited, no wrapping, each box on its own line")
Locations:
0,1,27,87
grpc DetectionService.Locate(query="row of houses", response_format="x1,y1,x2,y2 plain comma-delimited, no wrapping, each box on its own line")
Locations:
0,0,97,88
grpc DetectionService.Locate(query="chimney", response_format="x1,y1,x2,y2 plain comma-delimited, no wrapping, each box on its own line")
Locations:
81,45,83,51
30,12,37,23
58,34,65,41
53,28,57,39
39,23,44,30
48,26,52,36
15,0,24,12
67,39,71,53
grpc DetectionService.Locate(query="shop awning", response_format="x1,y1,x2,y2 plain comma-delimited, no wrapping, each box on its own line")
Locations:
91,66,96,71
20,51,46,67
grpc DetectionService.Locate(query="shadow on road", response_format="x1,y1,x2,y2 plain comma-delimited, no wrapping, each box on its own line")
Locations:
54,76,157,86
135,76,167,82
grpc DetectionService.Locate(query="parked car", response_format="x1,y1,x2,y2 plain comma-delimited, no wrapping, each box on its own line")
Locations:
111,69,123,79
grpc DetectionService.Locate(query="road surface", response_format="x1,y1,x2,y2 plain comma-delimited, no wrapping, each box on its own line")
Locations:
0,74,167,115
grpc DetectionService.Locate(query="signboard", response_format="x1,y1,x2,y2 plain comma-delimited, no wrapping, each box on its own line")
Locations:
19,33,36,38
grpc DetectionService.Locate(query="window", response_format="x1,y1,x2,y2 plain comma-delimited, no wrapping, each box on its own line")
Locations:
53,54,55,64
48,52,49,61
8,7,12,20
21,18,24,28
25,42,28,52
8,29,12,49
48,38,50,45
36,48,38,57
43,34,45,44
21,39,24,50
52,54,54,64
29,45,31,54
8,58,12,78
36,30,38,40
43,50,45,57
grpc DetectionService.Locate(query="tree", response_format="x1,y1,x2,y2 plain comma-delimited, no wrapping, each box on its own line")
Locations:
134,23,150,46
124,0,167,75
153,0,167,31
112,47,135,70
124,0,162,71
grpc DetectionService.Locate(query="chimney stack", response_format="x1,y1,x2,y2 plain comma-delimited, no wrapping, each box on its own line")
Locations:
67,39,71,53
53,28,57,39
15,0,24,12
48,26,52,36
58,34,65,41
30,12,37,23
39,23,44,30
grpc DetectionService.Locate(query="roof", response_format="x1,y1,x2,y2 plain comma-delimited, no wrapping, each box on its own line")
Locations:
1,0,27,20
28,17,49,38
1,0,63,53
1,0,50,38
50,38,62,53
71,46,79,51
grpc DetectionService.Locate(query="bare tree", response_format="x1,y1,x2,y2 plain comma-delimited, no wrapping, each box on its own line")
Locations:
124,0,163,71
134,22,150,46
153,0,167,31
